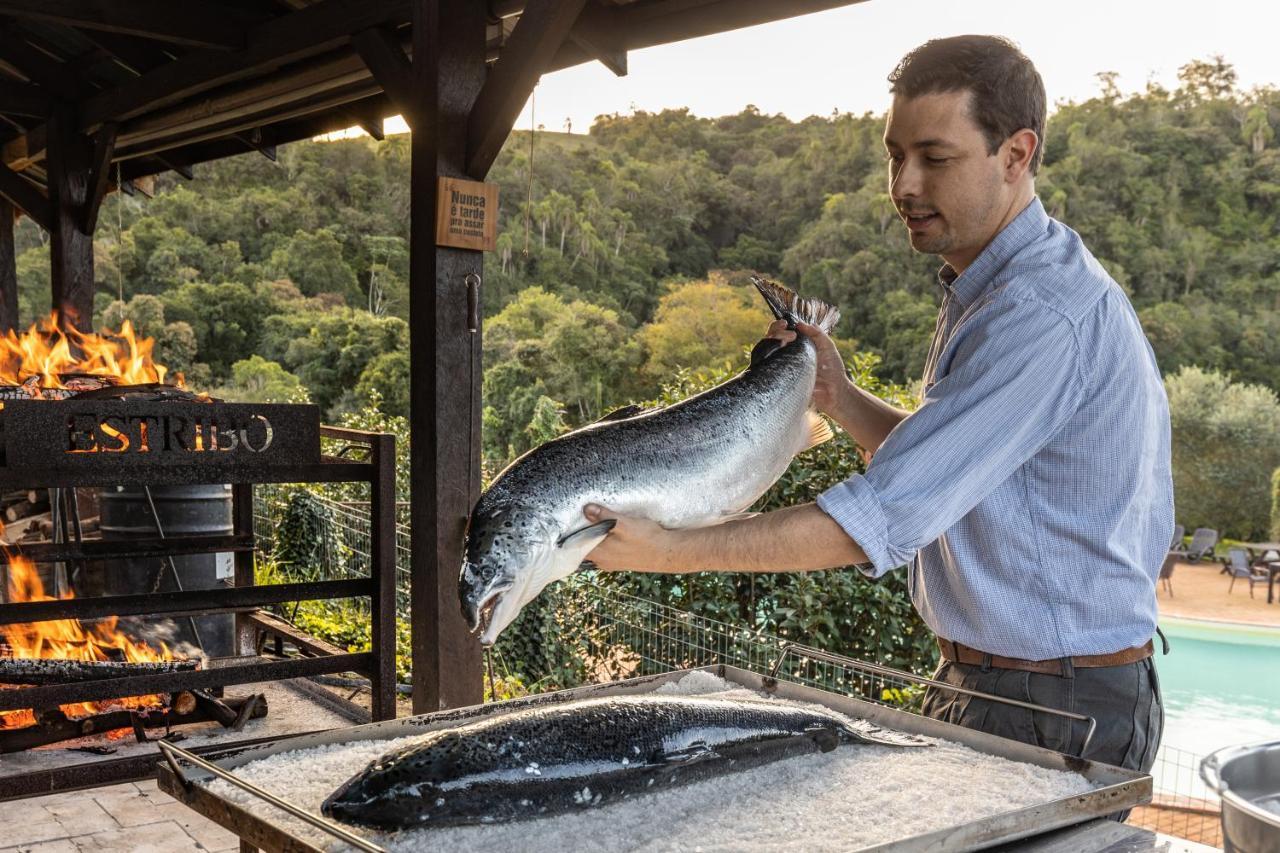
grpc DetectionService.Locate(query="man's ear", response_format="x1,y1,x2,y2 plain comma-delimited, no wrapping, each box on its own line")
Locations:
1003,129,1039,182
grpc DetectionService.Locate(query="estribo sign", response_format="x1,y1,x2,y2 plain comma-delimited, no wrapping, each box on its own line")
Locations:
64,412,275,455
0,400,320,474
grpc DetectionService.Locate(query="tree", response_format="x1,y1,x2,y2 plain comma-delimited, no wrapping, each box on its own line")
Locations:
267,229,360,303
159,281,275,381
1165,366,1280,539
355,350,410,417
217,355,310,403
637,274,769,383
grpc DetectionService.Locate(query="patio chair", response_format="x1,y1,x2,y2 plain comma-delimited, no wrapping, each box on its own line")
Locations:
1158,552,1177,596
1184,527,1218,562
1225,547,1268,597
1169,524,1186,556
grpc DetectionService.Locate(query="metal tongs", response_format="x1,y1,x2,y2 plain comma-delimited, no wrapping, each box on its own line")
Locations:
157,739,386,852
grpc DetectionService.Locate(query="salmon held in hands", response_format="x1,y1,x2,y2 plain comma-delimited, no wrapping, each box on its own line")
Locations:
459,277,840,645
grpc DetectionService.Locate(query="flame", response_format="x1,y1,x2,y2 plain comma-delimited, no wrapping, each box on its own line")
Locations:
1,545,178,731
0,312,181,393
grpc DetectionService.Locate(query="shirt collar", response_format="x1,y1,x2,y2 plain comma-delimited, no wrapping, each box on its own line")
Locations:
936,196,1049,307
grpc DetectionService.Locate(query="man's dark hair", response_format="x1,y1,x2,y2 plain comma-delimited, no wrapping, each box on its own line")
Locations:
888,35,1046,174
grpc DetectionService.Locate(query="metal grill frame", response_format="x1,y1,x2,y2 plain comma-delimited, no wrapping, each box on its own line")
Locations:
155,661,1151,853
0,423,397,800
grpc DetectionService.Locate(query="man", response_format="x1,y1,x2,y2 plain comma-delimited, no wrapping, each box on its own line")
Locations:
584,35,1171,776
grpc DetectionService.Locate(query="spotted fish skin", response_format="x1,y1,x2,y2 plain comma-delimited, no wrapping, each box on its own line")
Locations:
321,694,926,829
460,278,842,645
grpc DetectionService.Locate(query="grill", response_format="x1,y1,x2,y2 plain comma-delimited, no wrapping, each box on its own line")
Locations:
0,393,397,799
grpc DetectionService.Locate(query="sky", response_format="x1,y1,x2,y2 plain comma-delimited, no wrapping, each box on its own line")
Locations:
360,0,1277,139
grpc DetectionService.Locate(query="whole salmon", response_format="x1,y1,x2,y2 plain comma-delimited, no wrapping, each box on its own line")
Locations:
321,694,926,829
460,278,840,645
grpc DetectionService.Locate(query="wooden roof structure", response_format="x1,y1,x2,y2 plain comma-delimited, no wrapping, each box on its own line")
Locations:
0,0,866,712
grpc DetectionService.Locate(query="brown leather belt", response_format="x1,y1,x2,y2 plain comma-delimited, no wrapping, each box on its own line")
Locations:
937,637,1154,676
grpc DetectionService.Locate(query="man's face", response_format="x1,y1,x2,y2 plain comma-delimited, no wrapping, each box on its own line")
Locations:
883,90,1009,267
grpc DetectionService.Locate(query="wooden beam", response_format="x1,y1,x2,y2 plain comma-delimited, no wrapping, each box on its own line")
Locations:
410,0,486,712
118,94,394,183
0,161,50,231
155,153,193,180
0,0,255,51
46,107,94,330
81,120,117,234
235,129,277,161
78,31,174,76
0,28,89,101
78,0,411,131
351,26,417,127
465,0,587,178
351,110,384,140
0,77,50,118
567,31,626,77
567,6,626,77
0,195,16,332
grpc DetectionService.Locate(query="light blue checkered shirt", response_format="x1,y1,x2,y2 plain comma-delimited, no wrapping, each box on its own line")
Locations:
817,197,1174,660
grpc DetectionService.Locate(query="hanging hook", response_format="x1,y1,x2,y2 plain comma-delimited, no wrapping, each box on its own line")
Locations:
465,273,482,333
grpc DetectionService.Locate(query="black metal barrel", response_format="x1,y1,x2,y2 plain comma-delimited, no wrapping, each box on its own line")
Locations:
99,484,235,658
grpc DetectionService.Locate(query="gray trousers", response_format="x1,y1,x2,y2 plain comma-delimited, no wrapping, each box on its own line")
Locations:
922,656,1164,819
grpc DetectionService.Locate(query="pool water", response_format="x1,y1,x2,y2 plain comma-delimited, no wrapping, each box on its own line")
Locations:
1153,617,1280,797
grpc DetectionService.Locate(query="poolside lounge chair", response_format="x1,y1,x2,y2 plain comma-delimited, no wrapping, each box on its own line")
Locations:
1169,524,1186,554
1225,547,1268,597
1184,527,1218,562
1158,552,1177,596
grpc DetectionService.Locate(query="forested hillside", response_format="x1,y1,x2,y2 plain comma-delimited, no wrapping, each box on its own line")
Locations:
11,58,1278,472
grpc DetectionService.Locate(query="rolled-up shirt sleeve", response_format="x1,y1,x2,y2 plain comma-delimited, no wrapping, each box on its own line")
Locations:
817,294,1085,577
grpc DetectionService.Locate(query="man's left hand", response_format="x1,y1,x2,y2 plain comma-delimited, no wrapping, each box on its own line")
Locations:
582,504,679,573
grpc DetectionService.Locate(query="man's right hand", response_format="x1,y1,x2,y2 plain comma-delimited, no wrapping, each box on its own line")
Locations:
766,319,851,418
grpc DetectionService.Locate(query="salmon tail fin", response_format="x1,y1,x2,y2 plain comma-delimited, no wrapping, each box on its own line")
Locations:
750,275,841,335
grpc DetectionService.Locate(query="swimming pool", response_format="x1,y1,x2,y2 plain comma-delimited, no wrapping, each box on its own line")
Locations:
1153,617,1280,797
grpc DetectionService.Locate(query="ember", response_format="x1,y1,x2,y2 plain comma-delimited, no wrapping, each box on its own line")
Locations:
0,543,184,731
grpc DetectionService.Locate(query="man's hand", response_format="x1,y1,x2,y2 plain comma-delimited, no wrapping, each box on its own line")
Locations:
766,319,851,418
581,504,680,573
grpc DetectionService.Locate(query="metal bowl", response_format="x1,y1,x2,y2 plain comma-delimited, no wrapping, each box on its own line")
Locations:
1201,740,1280,853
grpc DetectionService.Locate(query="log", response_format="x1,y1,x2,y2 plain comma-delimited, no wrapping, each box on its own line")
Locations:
5,498,49,522
0,693,268,753
191,689,237,726
36,515,98,538
0,657,199,686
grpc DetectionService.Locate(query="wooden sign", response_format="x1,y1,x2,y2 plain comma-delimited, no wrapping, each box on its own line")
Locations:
436,177,498,251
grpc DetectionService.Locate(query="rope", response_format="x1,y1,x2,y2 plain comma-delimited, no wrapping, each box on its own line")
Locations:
115,160,124,304
523,84,536,258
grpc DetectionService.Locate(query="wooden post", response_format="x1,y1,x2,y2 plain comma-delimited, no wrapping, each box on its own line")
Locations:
408,0,486,712
369,431,397,720
46,107,94,331
0,196,16,332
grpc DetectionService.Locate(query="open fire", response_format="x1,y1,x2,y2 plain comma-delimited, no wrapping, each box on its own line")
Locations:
0,312,179,396
0,315,188,734
1,546,183,732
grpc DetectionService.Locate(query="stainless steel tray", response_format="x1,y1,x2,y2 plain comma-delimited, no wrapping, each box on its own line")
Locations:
156,663,1151,852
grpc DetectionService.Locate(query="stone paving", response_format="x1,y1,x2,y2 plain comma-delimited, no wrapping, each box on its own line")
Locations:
0,779,238,853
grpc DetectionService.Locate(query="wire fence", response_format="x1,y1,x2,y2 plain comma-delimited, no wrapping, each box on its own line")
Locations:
252,484,1222,847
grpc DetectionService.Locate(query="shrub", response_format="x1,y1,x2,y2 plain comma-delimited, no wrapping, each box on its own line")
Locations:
1165,366,1280,540
1271,468,1280,542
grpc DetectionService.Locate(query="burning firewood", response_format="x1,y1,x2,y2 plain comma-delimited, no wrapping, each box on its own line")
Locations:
0,657,200,685
0,692,268,753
